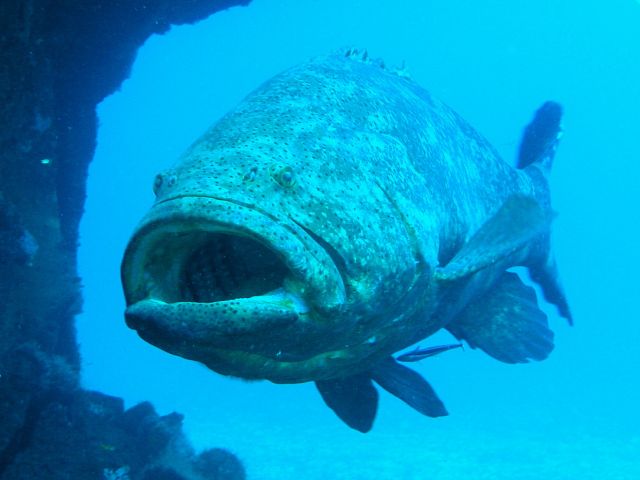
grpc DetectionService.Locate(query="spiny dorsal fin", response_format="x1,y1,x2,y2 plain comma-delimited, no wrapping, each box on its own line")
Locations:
517,101,563,170
340,47,410,78
446,271,554,363
342,46,384,68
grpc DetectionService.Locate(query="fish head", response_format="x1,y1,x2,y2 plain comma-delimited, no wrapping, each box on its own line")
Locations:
122,66,427,384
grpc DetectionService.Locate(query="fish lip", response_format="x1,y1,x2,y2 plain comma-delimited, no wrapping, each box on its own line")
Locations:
123,294,302,353
121,195,346,358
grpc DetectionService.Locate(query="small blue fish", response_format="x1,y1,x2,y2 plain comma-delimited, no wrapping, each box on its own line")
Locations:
396,343,464,362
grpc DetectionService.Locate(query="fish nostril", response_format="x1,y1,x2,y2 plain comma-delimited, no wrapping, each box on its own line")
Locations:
243,166,258,183
166,174,177,188
152,172,177,196
152,174,163,196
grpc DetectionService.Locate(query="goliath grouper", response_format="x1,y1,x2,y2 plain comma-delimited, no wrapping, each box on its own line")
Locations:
122,48,571,432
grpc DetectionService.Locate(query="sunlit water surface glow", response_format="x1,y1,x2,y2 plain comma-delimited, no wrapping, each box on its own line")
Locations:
79,0,640,478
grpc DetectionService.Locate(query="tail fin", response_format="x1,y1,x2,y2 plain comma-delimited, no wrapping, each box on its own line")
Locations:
517,101,563,170
518,101,573,325
530,255,573,325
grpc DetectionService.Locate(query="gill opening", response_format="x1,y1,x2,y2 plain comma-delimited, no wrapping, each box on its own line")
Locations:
289,218,349,291
374,180,429,284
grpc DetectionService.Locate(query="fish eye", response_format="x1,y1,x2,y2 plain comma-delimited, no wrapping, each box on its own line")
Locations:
281,169,293,184
270,164,295,188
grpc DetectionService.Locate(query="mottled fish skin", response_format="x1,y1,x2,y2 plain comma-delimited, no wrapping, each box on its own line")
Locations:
121,49,557,384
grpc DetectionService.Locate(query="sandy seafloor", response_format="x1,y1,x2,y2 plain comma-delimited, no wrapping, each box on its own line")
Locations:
185,410,640,479
188,421,640,480
77,0,640,478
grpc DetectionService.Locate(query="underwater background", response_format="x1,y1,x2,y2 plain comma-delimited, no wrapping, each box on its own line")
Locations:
77,0,640,478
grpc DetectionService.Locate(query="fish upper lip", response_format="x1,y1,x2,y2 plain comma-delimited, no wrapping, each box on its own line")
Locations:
121,194,346,345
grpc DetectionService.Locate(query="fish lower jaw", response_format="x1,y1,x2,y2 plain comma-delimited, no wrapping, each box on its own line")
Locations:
125,291,386,384
126,287,310,342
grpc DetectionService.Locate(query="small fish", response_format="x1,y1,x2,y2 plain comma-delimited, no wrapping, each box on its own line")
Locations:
396,343,464,362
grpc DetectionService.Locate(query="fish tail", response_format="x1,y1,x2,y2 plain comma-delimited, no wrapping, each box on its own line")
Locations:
517,101,563,171
517,101,573,325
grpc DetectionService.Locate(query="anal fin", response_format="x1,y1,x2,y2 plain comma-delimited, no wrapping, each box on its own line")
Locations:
446,271,554,363
371,357,447,417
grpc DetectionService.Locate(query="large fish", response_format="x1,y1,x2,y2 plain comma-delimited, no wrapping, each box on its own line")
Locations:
121,48,571,432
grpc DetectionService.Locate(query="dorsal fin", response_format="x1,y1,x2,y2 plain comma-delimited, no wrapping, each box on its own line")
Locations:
517,101,563,170
340,47,410,78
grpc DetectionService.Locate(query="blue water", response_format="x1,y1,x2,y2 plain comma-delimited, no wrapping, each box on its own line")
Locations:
78,1,640,478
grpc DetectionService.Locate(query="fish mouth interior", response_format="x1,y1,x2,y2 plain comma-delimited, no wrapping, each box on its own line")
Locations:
144,231,291,304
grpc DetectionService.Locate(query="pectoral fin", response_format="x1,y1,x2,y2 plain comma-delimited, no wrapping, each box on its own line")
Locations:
371,357,447,417
436,195,550,282
315,373,378,433
446,271,553,363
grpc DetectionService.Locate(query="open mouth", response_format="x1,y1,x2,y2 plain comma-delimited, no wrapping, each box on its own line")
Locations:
121,196,346,372
145,231,292,305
